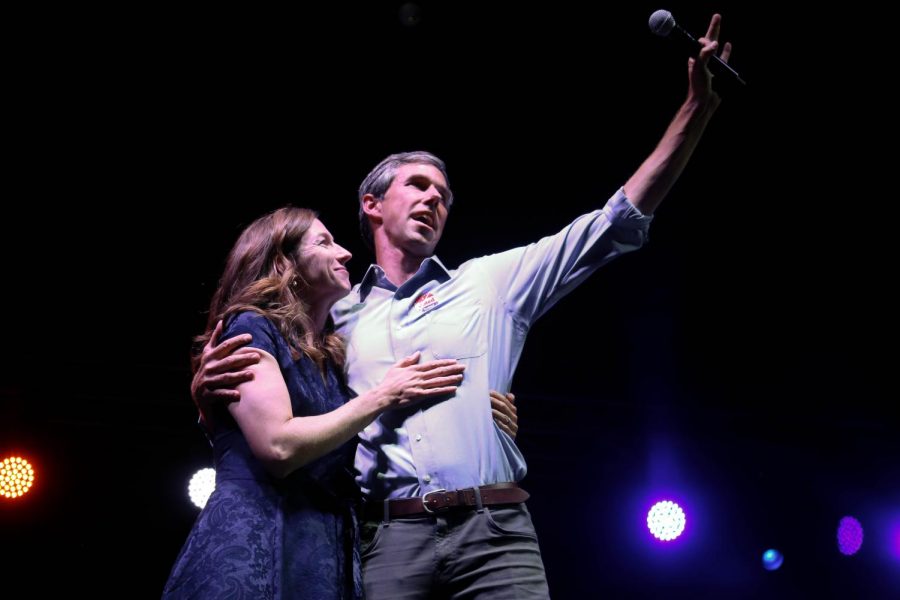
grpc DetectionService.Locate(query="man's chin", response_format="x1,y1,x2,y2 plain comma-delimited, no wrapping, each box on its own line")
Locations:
406,234,440,256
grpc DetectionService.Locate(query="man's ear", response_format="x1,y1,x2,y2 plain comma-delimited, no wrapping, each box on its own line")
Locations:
362,194,382,222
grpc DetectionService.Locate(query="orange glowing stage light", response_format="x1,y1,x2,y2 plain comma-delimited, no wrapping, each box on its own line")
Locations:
0,456,36,500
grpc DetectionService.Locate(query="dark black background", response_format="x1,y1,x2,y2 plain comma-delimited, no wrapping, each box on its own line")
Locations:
2,2,897,597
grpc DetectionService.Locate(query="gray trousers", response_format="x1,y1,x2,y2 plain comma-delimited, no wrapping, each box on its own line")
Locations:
360,503,550,599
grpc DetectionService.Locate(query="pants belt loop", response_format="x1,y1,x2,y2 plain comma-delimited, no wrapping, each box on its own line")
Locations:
383,499,391,526
472,486,485,513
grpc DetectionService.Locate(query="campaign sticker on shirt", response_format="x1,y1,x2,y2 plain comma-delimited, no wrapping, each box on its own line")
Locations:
413,292,438,313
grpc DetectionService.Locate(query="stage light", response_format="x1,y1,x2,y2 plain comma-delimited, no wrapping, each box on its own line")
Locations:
647,500,686,541
890,520,900,562
0,456,35,500
398,3,422,27
837,516,864,556
762,548,784,571
188,468,216,509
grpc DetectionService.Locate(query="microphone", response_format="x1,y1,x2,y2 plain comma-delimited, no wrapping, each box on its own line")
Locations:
649,10,746,86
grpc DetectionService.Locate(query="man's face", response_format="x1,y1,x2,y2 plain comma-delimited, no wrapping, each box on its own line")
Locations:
376,163,451,258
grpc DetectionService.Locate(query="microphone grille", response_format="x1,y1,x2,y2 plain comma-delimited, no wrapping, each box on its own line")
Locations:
648,10,675,36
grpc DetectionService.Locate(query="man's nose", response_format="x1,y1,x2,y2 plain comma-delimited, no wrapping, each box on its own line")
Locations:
423,186,442,204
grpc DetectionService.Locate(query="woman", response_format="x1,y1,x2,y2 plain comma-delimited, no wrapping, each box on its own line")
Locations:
163,207,468,599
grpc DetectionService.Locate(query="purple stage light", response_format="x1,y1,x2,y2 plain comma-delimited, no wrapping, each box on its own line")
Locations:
837,516,864,556
892,523,900,562
647,500,686,541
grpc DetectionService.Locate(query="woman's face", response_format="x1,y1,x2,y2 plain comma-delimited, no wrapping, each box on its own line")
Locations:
296,219,352,307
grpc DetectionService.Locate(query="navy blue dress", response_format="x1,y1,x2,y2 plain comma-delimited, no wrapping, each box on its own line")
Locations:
163,312,363,599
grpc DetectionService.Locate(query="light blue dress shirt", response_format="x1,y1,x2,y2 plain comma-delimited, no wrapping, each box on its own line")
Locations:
331,189,652,500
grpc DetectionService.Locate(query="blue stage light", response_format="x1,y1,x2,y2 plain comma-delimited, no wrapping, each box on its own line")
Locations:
761,548,784,571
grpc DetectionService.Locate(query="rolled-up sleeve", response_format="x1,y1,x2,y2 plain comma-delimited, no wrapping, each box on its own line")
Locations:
476,188,653,326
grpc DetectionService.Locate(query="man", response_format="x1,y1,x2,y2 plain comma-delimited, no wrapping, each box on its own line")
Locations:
194,14,733,597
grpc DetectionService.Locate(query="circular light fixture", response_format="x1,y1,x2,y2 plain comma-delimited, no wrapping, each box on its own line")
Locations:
647,500,686,541
0,456,36,499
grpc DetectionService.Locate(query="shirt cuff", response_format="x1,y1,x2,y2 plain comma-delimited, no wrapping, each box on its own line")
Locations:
604,187,655,227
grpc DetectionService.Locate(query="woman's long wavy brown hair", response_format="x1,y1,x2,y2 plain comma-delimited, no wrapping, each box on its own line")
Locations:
192,206,345,373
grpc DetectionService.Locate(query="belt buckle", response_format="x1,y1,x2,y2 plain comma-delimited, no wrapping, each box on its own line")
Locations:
422,488,449,513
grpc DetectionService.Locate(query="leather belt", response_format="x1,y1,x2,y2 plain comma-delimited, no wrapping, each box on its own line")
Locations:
363,482,529,521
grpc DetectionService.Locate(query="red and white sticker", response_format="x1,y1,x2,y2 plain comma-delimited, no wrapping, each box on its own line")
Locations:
413,292,438,313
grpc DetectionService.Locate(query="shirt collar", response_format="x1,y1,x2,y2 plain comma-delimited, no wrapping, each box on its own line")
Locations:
357,256,452,302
